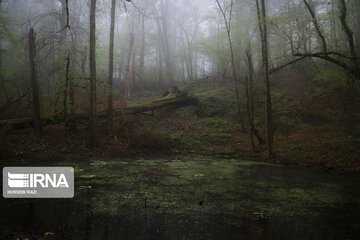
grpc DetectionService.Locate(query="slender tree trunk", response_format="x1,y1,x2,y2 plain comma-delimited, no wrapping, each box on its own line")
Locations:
158,42,164,84
0,39,8,102
245,76,255,152
67,52,77,133
63,52,69,131
187,41,193,80
215,0,245,132
302,0,327,52
89,0,97,148
246,47,265,149
256,0,274,159
139,13,145,84
81,46,87,75
160,0,173,83
107,0,116,135
338,0,356,58
155,17,164,84
29,28,42,136
125,33,135,98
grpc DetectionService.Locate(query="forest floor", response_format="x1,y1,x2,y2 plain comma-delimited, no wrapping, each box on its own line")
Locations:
1,78,359,174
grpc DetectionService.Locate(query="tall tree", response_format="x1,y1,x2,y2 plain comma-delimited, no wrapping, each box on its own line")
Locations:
215,0,245,132
107,0,116,135
125,32,135,98
29,28,42,136
160,0,172,83
89,0,97,148
255,0,274,159
139,13,145,84
245,44,265,152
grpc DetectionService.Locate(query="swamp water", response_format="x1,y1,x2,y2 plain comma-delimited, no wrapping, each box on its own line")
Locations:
0,156,360,239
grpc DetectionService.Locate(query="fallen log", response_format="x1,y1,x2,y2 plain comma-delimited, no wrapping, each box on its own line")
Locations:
126,94,197,114
0,94,197,131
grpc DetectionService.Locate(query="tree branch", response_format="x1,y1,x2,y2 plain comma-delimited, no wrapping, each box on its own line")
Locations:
338,0,356,58
269,55,308,74
302,0,327,52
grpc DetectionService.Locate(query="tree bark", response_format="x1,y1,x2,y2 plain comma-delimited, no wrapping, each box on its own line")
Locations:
246,46,265,150
63,52,69,131
125,33,135,98
107,0,116,135
215,0,245,132
155,17,164,84
256,0,274,159
160,0,173,83
28,28,42,136
89,0,97,148
139,13,145,84
245,77,256,152
302,0,327,52
67,52,77,133
338,0,356,58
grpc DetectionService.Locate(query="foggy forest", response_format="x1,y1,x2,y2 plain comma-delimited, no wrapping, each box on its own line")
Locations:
0,0,360,239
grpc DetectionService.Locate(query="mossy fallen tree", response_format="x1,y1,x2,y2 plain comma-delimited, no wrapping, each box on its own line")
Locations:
127,94,197,114
0,94,197,131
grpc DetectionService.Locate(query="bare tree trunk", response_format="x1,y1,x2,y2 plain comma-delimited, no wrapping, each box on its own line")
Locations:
246,47,255,150
67,52,77,133
29,28,42,136
215,0,245,132
107,0,116,135
256,0,274,159
89,0,97,148
338,0,356,58
81,46,87,75
0,37,8,102
125,33,135,98
160,0,173,83
245,76,256,152
302,0,327,52
156,18,164,84
139,13,145,84
246,46,265,150
63,52,69,131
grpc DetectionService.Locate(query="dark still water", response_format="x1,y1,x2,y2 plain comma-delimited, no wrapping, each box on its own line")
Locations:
1,156,360,239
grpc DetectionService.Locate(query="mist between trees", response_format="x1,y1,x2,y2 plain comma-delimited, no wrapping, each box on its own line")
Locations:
0,0,359,157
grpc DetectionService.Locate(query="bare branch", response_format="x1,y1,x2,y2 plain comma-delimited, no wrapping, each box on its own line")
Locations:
302,0,327,52
269,55,308,74
338,0,356,58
